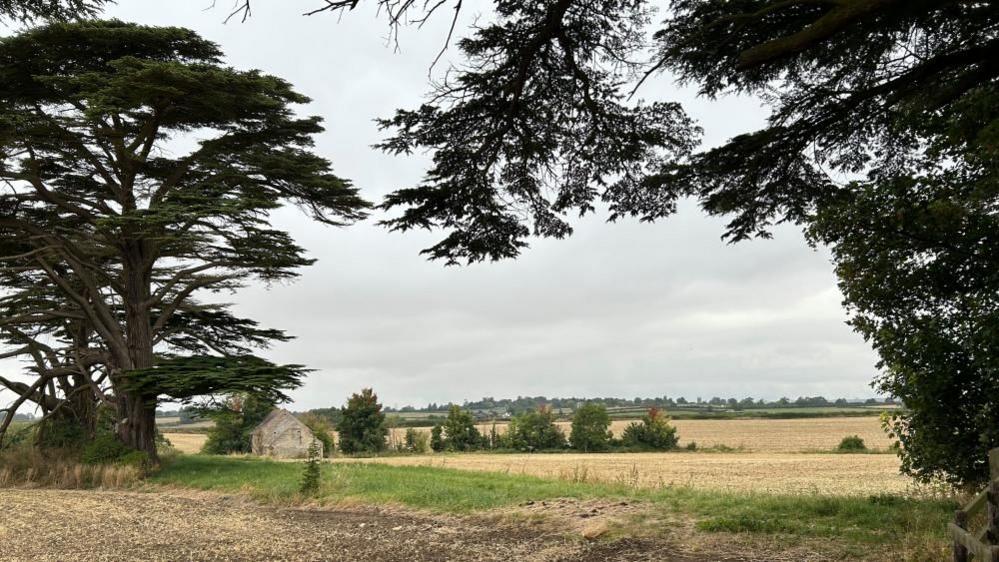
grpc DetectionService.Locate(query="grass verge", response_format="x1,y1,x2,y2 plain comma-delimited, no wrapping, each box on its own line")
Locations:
151,454,957,557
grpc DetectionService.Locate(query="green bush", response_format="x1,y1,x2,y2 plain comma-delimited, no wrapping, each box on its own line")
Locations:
487,422,506,449
621,408,679,450
201,394,275,455
81,434,130,465
299,413,336,457
34,417,86,450
118,450,150,468
837,435,867,452
430,424,445,452
442,405,483,451
338,388,388,454
300,441,321,496
507,406,565,451
404,427,430,454
570,403,612,452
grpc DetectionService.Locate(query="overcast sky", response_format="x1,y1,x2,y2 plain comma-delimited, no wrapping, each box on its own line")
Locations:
4,1,882,412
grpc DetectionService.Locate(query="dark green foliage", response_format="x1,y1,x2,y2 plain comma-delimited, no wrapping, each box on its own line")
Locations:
338,388,388,454
653,1,999,240
345,0,999,255
299,413,335,457
300,441,321,496
303,407,343,427
118,449,151,468
837,436,867,452
124,356,307,406
621,408,678,451
201,394,275,455
570,403,612,452
0,0,107,23
430,424,444,452
34,417,86,450
810,168,999,486
0,20,369,456
441,405,482,452
507,406,565,451
487,422,503,450
81,433,131,464
404,427,430,454
374,1,698,263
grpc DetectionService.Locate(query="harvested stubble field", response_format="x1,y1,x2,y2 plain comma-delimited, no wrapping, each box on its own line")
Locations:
334,452,909,496
164,416,892,455
2,489,734,562
384,416,893,453
162,432,208,454
665,417,892,452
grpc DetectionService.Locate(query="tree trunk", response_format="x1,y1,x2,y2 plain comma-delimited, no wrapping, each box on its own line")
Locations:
66,380,99,440
117,250,159,461
117,390,157,460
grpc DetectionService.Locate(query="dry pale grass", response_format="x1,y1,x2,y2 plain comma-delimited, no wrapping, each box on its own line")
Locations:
334,452,912,496
163,432,208,454
0,448,142,489
387,416,892,453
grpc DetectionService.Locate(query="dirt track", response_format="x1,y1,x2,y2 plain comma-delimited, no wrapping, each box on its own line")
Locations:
0,489,761,562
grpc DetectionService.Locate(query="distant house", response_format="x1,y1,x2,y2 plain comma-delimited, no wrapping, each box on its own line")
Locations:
251,409,324,458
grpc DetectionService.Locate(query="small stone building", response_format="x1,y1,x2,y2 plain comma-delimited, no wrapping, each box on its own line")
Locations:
250,409,324,458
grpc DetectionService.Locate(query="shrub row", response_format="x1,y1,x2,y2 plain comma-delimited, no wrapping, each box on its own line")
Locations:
428,404,681,453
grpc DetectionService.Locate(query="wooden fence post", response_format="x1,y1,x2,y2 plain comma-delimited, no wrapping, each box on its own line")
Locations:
954,510,969,562
991,449,999,562
990,480,999,543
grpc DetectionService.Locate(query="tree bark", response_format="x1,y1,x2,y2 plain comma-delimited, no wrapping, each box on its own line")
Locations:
116,248,159,461
116,390,157,459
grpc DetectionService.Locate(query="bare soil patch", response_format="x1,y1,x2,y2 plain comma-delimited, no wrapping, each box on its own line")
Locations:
0,489,768,562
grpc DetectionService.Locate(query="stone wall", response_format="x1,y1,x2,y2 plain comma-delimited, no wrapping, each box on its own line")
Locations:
251,410,324,458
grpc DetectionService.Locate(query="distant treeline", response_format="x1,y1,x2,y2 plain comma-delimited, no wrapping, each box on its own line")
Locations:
154,409,198,422
383,395,895,416
155,395,897,426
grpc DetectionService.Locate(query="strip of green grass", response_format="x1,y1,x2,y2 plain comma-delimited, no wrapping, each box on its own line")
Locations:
152,455,615,511
151,455,956,552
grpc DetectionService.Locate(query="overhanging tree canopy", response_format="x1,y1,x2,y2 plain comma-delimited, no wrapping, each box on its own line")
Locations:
0,0,106,23
363,1,700,263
